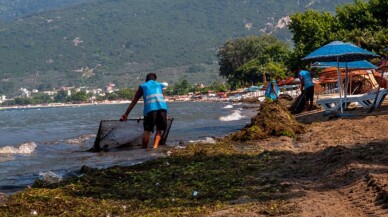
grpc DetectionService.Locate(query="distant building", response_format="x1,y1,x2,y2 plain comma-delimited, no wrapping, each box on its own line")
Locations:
19,88,31,98
106,83,116,93
43,91,56,96
91,88,104,96
0,95,6,103
59,87,74,96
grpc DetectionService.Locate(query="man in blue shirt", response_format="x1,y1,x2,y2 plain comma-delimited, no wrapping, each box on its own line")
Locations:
120,73,168,149
298,70,315,110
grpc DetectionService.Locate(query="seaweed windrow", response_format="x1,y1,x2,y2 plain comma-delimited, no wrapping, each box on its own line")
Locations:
231,102,305,141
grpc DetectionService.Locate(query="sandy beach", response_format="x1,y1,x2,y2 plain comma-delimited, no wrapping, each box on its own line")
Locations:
252,102,388,217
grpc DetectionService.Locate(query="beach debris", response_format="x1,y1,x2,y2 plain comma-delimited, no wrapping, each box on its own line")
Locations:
231,102,305,141
30,209,38,215
193,191,198,197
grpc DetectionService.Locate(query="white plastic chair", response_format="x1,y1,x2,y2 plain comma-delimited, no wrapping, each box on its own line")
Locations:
317,89,388,112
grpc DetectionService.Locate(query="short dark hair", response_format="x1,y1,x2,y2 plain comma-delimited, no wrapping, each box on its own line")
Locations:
146,73,157,82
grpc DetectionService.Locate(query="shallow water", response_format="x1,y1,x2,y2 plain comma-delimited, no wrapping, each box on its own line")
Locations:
0,101,258,192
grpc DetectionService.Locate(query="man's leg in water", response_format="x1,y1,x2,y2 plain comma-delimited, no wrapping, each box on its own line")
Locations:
153,130,162,149
142,131,151,149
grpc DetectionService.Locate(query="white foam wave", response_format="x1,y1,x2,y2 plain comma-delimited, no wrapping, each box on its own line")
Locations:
219,110,246,122
222,104,233,109
189,137,216,144
0,142,37,154
65,134,95,145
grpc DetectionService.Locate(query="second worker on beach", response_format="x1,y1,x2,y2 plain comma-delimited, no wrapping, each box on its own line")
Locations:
298,70,315,111
120,73,168,149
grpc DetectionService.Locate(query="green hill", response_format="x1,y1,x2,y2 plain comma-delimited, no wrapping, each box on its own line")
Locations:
0,0,354,95
0,0,92,20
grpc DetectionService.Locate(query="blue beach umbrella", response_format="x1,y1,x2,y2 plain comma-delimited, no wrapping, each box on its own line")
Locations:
302,41,379,113
312,60,377,69
302,41,379,62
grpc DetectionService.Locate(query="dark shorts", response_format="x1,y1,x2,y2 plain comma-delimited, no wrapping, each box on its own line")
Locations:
143,109,167,132
305,86,314,102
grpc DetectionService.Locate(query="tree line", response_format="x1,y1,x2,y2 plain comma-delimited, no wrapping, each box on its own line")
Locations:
1,80,229,106
218,0,388,90
0,0,351,95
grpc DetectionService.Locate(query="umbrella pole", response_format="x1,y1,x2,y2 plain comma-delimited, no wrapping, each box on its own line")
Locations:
337,58,343,113
344,63,349,109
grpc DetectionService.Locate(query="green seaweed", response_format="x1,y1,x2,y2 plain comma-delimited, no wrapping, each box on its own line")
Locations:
1,141,295,216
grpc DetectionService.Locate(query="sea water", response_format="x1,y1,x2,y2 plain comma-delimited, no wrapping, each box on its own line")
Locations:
0,101,258,192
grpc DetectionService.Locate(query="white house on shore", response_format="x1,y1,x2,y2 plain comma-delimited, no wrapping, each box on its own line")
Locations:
19,88,31,98
0,95,6,103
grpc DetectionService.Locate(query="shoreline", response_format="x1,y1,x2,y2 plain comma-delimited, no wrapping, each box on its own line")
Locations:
0,100,131,111
0,98,249,111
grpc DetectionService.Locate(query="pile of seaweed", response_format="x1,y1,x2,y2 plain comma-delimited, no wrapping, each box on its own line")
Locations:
231,102,305,141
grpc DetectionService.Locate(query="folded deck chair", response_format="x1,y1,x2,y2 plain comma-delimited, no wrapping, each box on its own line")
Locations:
317,89,388,112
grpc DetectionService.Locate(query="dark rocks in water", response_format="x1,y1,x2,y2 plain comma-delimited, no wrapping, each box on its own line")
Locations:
231,102,305,141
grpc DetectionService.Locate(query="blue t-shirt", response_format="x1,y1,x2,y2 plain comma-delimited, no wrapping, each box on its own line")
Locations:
140,80,168,115
299,70,314,88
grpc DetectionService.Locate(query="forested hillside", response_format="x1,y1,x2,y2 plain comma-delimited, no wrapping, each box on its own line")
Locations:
0,0,92,20
0,0,354,95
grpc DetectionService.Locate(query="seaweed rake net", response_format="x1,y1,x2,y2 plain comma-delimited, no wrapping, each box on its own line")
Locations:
89,118,174,152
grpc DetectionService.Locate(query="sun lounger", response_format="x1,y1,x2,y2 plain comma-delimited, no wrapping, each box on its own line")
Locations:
374,88,388,108
317,89,388,112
